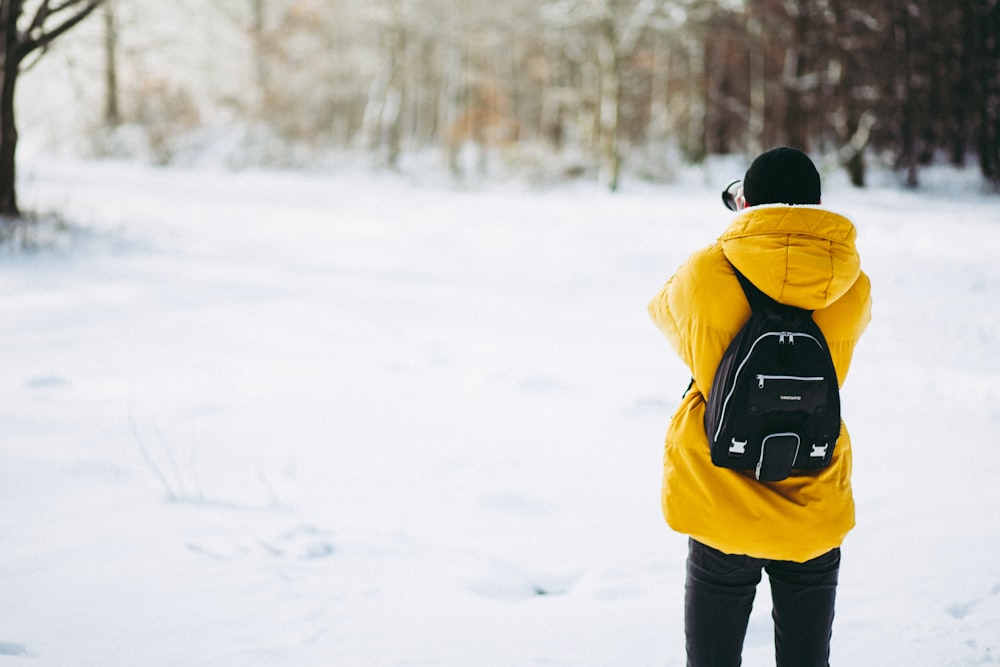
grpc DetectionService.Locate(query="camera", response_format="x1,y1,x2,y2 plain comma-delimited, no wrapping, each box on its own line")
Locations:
721,180,742,211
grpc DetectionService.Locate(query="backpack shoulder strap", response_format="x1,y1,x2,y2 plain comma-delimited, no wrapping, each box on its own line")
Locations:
731,264,773,311
731,264,812,316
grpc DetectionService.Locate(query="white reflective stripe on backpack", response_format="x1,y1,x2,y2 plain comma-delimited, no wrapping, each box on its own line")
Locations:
713,331,827,443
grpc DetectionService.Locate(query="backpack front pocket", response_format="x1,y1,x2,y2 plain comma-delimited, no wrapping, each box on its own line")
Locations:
750,375,829,416
755,433,800,481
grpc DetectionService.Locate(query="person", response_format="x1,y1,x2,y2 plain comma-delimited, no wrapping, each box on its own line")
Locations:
648,146,872,666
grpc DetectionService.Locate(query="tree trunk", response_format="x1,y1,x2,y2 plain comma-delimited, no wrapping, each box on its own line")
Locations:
0,72,17,218
250,0,269,116
102,0,120,127
684,34,706,163
977,0,1000,184
648,32,670,141
781,18,808,149
596,21,621,191
362,17,406,170
384,27,404,169
895,0,918,188
0,0,23,218
1,0,105,219
745,14,765,157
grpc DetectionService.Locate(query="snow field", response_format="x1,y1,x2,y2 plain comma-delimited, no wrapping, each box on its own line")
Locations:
2,156,999,665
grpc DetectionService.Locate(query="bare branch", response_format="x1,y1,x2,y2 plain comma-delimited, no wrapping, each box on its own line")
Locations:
20,0,105,60
616,0,656,57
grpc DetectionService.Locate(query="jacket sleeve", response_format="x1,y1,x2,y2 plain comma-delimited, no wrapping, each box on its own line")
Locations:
648,259,696,371
649,245,760,397
815,270,873,386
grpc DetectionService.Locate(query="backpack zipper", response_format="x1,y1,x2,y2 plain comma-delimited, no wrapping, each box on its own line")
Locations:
757,374,825,388
756,432,801,481
714,331,823,442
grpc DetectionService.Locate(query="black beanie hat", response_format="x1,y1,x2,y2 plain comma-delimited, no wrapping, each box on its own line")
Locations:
742,146,821,206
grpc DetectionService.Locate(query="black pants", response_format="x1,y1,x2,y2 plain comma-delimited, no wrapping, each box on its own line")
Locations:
685,539,840,667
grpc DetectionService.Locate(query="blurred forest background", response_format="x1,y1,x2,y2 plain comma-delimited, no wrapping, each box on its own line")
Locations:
14,0,1000,191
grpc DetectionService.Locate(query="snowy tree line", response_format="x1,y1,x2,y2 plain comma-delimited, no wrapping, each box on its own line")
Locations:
15,0,1000,192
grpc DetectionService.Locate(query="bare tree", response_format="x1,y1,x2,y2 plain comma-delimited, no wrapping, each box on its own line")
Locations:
1,0,106,218
7,0,999,192
101,0,119,127
543,0,667,190
824,0,880,186
972,0,1000,185
362,0,410,169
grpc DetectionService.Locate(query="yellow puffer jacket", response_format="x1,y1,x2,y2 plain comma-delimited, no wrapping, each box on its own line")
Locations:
649,205,872,562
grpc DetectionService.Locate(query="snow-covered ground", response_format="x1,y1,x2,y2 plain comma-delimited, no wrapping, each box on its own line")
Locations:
3,153,999,666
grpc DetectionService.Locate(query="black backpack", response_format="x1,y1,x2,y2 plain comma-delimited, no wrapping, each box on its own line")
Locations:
703,266,841,482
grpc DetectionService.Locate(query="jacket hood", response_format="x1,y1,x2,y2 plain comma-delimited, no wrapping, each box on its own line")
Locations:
720,205,861,310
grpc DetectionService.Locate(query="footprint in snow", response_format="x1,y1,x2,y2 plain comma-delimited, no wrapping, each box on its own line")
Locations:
945,583,1000,620
466,560,578,600
23,375,69,389
0,643,30,657
259,525,336,560
946,600,977,620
